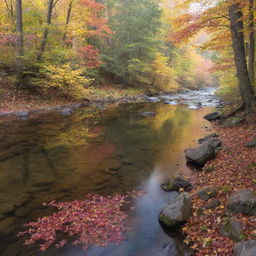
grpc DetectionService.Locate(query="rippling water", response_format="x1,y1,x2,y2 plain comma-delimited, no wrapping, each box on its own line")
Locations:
0,88,219,256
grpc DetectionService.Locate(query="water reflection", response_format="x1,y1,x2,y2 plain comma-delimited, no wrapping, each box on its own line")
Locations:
0,102,212,256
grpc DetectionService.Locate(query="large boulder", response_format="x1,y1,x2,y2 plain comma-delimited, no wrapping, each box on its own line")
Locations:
159,193,192,227
185,143,215,166
219,218,244,242
198,133,222,150
227,190,256,216
234,240,256,256
197,186,218,201
204,112,222,121
222,117,244,128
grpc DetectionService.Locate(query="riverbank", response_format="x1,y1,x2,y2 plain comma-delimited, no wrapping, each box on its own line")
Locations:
0,81,206,117
0,83,149,116
183,113,256,255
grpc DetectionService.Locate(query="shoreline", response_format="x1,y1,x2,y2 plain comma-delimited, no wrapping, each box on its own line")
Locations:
0,87,205,118
184,114,256,255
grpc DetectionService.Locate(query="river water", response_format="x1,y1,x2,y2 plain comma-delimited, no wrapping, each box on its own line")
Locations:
0,88,221,256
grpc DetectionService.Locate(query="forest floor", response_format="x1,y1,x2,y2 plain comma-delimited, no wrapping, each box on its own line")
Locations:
183,113,256,256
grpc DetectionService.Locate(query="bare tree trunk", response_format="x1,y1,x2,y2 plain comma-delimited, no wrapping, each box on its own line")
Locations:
37,0,54,61
62,0,73,44
229,3,256,111
248,0,255,88
16,0,24,56
5,0,15,27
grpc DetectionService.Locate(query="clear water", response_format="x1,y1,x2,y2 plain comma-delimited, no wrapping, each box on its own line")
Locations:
0,90,217,256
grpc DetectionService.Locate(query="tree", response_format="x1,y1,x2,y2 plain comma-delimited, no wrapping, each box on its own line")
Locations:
229,2,256,111
169,0,256,111
37,0,55,61
102,0,162,85
62,0,74,43
248,0,255,88
16,0,24,56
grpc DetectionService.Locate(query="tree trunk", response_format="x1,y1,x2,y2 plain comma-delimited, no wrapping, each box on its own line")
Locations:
37,0,54,61
62,0,73,44
5,0,16,27
229,3,256,111
248,0,255,88
16,0,24,56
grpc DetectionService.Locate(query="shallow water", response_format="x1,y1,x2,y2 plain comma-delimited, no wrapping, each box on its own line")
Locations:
0,89,218,256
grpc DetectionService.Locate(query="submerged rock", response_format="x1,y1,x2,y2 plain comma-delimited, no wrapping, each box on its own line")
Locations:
161,176,192,192
204,112,222,121
219,218,244,242
234,240,256,256
227,190,256,216
222,117,244,128
161,181,179,192
185,143,216,166
159,193,192,227
140,112,157,117
197,186,218,201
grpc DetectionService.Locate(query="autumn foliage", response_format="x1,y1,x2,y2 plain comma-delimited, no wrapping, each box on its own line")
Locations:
183,121,256,256
18,191,143,252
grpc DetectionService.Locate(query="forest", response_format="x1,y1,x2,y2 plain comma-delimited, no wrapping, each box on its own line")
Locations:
0,0,216,109
0,1,255,256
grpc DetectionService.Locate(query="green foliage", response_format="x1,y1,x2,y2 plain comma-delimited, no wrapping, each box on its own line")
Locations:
102,0,163,86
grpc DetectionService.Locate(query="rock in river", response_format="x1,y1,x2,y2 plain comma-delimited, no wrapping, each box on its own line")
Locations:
227,189,256,216
159,193,192,227
185,143,215,166
203,112,222,121
141,112,157,117
234,240,256,256
161,176,192,192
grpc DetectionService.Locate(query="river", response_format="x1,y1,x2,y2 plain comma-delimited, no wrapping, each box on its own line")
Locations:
0,88,222,256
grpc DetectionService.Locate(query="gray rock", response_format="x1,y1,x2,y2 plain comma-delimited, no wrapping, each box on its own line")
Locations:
185,143,216,166
222,117,244,128
234,240,256,256
198,133,221,149
220,218,244,242
59,108,73,116
198,133,218,143
206,199,221,209
174,176,192,191
197,186,218,201
204,112,222,121
161,181,179,192
246,137,256,148
227,190,256,216
159,193,192,227
141,112,157,117
16,111,29,117
161,176,192,192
